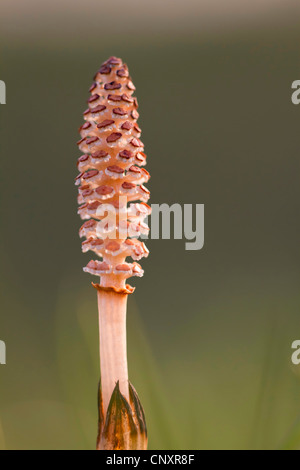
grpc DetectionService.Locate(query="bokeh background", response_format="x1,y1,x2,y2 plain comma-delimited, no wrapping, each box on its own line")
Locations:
0,0,300,450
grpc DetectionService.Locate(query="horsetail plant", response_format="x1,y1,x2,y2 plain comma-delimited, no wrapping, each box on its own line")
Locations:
76,57,150,450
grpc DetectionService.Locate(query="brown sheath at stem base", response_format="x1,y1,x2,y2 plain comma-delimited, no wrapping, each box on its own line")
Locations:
97,381,148,450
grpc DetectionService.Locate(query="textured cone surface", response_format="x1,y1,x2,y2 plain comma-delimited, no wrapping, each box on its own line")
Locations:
97,381,148,450
76,56,150,290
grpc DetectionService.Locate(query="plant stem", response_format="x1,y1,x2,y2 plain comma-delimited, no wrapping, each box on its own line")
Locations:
97,289,129,415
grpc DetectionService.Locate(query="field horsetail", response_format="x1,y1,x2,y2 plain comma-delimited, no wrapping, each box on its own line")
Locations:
76,56,150,450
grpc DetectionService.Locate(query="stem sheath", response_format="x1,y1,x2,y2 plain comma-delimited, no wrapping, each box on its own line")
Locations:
97,289,129,415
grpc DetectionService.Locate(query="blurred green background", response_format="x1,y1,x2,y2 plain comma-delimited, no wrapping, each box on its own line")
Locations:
0,0,300,450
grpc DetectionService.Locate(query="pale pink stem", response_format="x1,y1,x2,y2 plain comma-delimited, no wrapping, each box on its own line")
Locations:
97,289,129,415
